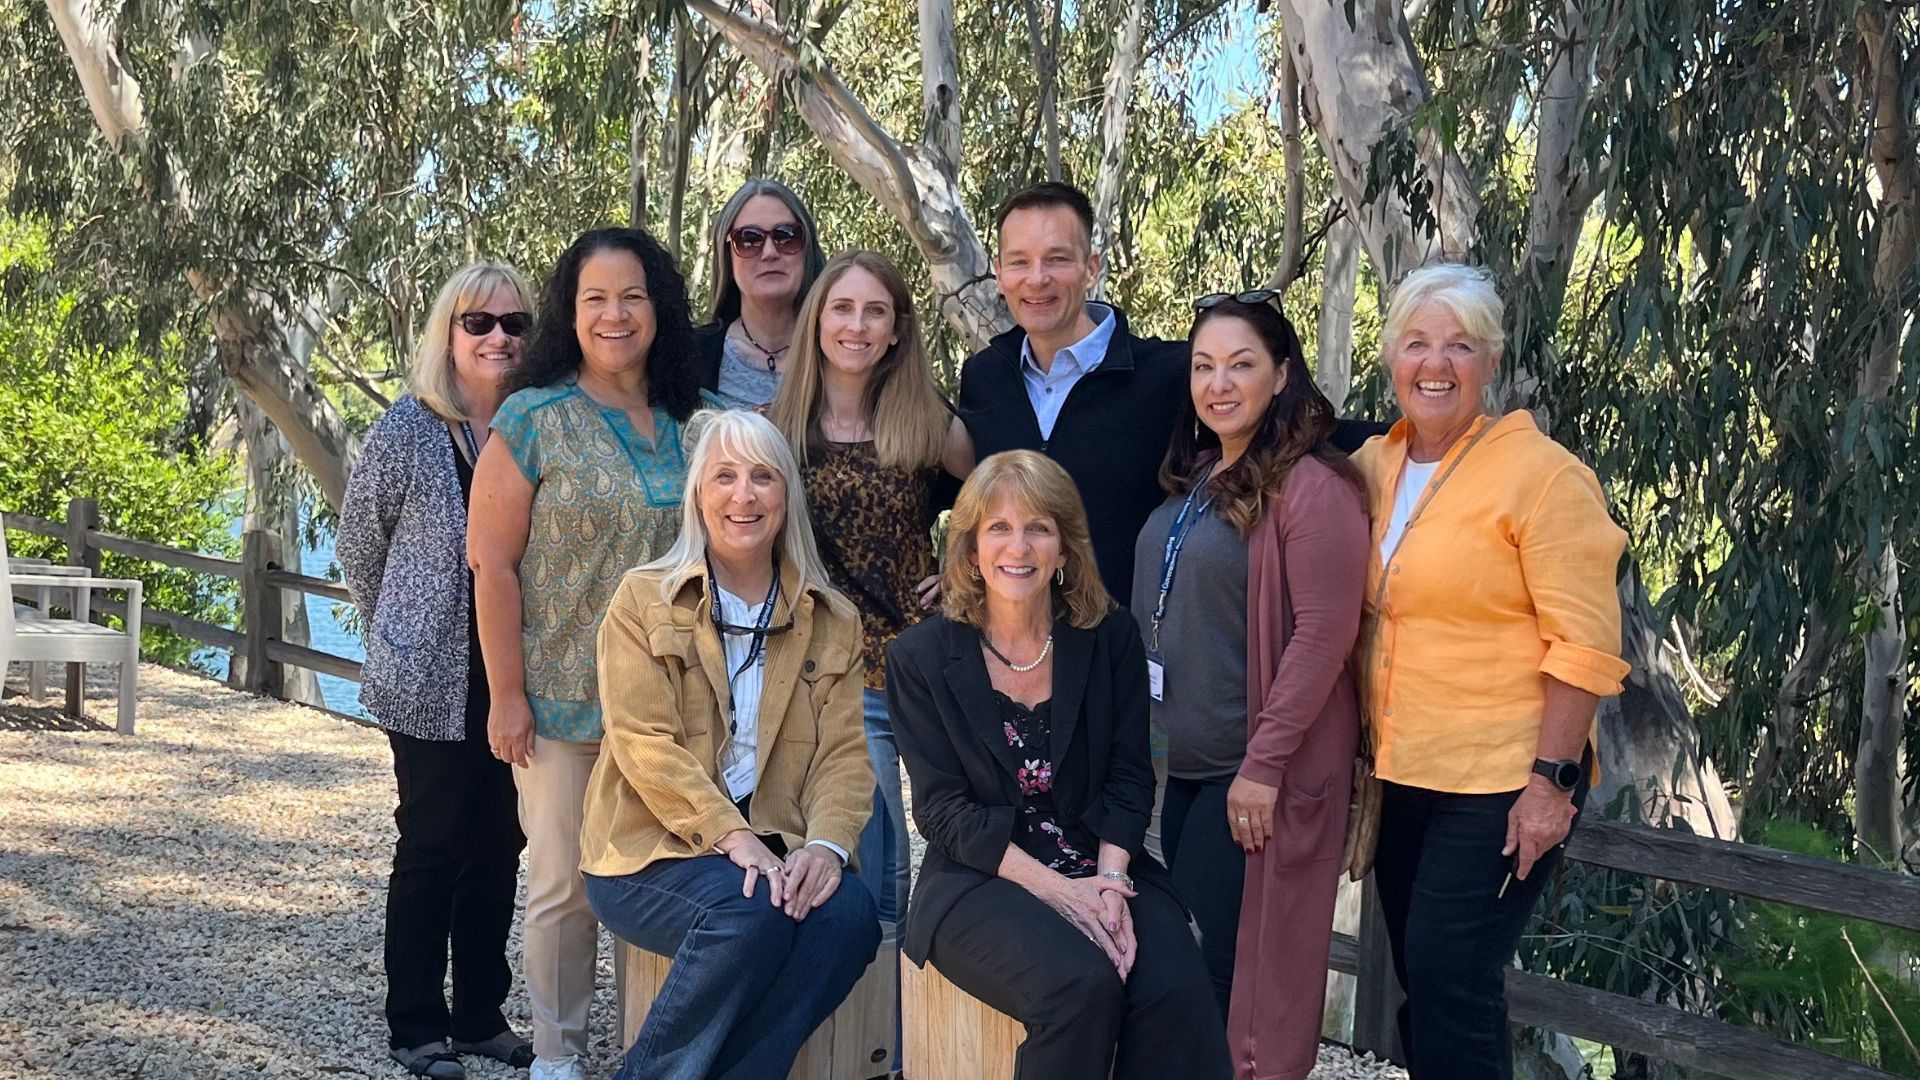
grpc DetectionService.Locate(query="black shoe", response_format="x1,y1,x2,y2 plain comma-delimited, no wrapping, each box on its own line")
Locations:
450,1029,536,1069
390,1042,467,1079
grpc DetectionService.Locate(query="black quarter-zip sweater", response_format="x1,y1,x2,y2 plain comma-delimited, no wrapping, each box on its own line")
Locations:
957,303,1383,602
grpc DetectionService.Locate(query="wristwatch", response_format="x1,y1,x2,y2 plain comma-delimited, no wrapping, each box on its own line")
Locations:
1101,870,1135,890
1532,757,1581,792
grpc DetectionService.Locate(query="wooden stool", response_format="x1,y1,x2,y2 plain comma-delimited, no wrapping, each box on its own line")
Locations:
617,922,896,1080
900,956,1021,1080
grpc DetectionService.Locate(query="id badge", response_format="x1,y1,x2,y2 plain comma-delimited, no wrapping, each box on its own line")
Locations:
1146,652,1165,702
722,754,756,800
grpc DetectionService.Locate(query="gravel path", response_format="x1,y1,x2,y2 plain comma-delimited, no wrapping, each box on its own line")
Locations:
0,663,1403,1080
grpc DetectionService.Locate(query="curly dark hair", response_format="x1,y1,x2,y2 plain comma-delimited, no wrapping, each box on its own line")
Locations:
506,227,701,421
1159,298,1364,536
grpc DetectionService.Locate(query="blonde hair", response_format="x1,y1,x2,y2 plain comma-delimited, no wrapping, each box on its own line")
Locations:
941,451,1111,631
641,409,849,615
1382,264,1506,362
769,251,951,471
410,262,535,422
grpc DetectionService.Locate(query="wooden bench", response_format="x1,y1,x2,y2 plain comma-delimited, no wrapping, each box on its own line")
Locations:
900,957,1022,1080
617,922,896,1080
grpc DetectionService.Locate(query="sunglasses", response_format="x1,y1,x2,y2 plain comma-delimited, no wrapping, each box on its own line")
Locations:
457,311,532,338
1192,289,1281,311
727,222,806,258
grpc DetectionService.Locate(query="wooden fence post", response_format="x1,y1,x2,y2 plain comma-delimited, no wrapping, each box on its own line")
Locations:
240,528,285,698
62,497,100,719
1352,873,1406,1063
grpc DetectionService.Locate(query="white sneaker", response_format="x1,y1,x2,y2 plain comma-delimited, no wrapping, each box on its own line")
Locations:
529,1055,586,1080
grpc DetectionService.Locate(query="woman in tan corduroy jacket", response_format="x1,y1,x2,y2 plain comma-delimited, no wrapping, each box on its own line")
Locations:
580,409,879,1080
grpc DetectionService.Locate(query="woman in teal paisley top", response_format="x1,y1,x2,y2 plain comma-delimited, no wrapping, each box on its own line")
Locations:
468,227,701,1080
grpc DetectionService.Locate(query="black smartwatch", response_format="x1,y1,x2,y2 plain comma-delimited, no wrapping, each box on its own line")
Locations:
1532,757,1581,792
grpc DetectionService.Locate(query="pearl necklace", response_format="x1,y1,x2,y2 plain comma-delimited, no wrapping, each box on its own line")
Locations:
981,632,1053,672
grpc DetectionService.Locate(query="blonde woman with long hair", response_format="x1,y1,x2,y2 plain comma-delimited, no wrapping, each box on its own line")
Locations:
338,261,537,1079
768,248,972,1069
582,409,880,1080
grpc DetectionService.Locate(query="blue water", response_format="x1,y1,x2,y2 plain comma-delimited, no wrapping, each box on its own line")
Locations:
194,522,365,718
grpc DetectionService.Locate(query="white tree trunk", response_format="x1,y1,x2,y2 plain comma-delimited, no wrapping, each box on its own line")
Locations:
689,0,1009,350
1314,216,1360,410
48,0,360,514
1090,0,1149,296
1271,0,1479,284
920,0,963,169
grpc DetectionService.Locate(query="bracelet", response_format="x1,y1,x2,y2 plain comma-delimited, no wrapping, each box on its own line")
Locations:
1101,870,1135,890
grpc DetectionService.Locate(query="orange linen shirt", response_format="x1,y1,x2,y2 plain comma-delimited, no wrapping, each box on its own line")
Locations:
1353,410,1630,794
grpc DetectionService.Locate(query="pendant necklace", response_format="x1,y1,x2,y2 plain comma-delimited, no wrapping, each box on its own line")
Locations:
739,322,790,373
981,631,1054,673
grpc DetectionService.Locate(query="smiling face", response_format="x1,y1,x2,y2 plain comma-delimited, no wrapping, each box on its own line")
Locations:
574,248,657,380
972,494,1067,607
818,266,899,382
1190,314,1286,454
1387,300,1495,453
450,279,527,401
698,445,788,569
729,194,805,311
995,205,1100,340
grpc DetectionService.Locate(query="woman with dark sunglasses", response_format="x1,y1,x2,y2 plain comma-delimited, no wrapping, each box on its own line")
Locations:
696,178,828,409
1131,293,1370,1080
338,262,538,1079
583,408,880,1080
468,228,704,1080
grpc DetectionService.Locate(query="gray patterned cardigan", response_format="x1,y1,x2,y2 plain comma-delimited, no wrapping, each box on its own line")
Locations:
337,394,474,740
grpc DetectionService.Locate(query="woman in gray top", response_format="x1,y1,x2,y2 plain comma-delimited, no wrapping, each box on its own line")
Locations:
337,262,537,1080
693,178,827,408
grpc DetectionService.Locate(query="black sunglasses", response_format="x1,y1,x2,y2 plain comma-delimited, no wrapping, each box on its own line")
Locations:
457,311,532,338
1192,289,1281,312
727,222,806,258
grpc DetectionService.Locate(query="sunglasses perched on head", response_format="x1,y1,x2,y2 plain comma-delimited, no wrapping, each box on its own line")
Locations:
1192,289,1281,312
727,222,806,257
457,311,532,338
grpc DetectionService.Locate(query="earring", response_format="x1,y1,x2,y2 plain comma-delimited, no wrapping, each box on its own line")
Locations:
1054,567,1065,586
968,563,982,580
1193,417,1201,441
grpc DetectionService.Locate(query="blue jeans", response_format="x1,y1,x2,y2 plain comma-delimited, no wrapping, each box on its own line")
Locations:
855,687,909,1066
584,855,880,1080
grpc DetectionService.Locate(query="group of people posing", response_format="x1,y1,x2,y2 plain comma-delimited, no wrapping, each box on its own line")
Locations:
339,178,1630,1080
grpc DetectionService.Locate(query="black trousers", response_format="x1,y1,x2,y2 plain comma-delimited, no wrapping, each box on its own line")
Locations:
1373,768,1589,1080
927,876,1231,1080
1159,773,1244,1022
384,698,525,1049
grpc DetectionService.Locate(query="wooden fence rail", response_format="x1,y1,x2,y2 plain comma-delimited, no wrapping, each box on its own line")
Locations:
7,498,1918,1080
5,497,362,713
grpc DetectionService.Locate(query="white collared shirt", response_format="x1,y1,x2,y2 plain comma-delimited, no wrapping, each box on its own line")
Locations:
1020,304,1117,440
714,584,848,864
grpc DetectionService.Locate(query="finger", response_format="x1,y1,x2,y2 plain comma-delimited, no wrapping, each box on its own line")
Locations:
1517,835,1542,881
810,868,841,909
1502,809,1519,858
742,864,759,899
1254,805,1273,852
767,866,787,908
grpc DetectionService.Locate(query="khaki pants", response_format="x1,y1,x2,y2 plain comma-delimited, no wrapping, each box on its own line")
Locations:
514,735,601,1060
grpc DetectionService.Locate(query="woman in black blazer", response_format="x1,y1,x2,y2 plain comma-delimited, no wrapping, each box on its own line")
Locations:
887,450,1230,1080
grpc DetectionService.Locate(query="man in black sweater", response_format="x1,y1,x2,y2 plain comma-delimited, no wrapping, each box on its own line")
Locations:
958,182,1378,600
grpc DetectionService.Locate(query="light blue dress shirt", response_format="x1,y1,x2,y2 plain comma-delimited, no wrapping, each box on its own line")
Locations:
1019,304,1117,440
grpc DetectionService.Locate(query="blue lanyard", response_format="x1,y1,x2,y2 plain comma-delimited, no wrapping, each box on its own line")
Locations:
710,565,780,729
1148,482,1214,652
457,422,480,462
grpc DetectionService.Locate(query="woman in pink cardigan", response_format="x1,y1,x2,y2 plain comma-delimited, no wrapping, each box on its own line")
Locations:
1129,292,1369,1080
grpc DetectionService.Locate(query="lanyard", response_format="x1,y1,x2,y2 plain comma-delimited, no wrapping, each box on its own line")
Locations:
1148,481,1214,653
457,421,479,463
709,562,781,726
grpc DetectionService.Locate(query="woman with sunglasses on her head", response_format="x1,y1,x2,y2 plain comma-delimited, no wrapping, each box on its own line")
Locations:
583,408,881,1080
468,228,703,1080
339,263,537,1079
1130,292,1368,1080
767,250,975,1069
697,179,827,409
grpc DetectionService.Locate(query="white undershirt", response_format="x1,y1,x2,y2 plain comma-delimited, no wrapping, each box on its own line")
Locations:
1380,457,1441,564
713,584,848,864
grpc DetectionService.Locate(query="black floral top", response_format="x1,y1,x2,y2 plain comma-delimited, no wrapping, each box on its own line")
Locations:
996,692,1098,877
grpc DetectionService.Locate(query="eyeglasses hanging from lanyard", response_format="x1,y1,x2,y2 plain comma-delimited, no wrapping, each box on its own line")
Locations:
707,558,794,733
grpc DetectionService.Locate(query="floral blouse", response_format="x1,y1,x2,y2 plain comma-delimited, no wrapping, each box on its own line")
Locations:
492,380,688,741
996,691,1097,877
800,440,939,690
